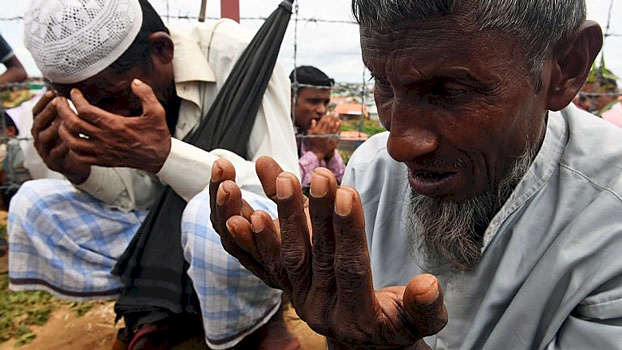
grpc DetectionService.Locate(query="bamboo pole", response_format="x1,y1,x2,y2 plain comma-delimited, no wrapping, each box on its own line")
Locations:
199,0,207,22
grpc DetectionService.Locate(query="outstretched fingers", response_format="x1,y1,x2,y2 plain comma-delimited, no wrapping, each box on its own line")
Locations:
249,210,290,290
210,158,237,231
303,168,339,333
209,158,286,290
214,180,273,282
332,186,376,323
256,155,285,202
276,172,313,308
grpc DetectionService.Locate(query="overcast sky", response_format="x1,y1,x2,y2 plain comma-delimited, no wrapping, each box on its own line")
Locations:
1,0,621,83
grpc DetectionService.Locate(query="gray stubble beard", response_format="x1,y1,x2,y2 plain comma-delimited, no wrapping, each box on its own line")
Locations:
408,148,535,274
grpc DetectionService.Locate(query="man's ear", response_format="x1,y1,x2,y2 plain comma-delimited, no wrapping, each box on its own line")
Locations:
546,21,603,111
147,32,174,64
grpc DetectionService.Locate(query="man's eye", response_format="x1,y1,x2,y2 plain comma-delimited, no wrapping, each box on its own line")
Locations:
430,80,469,97
372,76,392,94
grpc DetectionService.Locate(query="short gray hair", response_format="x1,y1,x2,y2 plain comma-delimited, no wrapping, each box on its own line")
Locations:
352,0,586,88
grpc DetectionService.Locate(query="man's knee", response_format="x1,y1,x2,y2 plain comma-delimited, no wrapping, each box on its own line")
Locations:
10,179,72,210
180,190,220,257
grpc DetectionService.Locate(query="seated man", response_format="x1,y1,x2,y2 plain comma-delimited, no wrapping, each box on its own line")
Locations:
290,66,345,187
209,0,622,348
8,0,299,348
0,32,28,265
0,33,27,86
0,111,32,207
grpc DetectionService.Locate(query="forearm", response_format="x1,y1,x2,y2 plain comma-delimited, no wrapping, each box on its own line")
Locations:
75,166,160,212
0,68,27,85
0,57,28,84
157,138,267,201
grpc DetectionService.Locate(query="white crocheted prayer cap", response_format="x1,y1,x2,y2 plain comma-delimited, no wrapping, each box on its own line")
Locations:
24,0,143,84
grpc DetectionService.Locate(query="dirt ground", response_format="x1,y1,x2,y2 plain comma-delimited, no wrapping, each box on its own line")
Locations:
0,207,326,350
0,301,121,350
0,208,121,350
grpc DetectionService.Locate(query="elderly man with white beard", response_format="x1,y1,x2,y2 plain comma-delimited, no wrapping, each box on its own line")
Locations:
208,0,622,348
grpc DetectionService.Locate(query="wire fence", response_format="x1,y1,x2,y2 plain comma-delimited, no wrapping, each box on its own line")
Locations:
0,82,34,201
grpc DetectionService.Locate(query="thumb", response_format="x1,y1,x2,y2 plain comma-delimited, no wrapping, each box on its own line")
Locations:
131,79,164,118
402,273,447,337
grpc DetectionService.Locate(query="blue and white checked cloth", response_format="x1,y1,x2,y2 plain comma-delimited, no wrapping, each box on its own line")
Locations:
182,188,282,349
9,178,282,349
8,179,146,299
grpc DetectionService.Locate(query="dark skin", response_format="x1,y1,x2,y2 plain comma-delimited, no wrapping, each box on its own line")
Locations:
209,14,602,349
0,55,28,85
31,32,175,185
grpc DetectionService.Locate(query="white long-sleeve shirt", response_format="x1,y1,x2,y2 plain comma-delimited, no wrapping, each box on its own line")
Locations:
76,19,299,212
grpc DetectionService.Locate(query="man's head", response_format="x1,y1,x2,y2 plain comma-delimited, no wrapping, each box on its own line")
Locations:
24,0,175,116
290,66,334,132
0,112,19,138
352,0,602,270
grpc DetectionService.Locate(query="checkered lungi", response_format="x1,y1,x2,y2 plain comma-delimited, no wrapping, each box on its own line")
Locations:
182,188,282,349
8,178,282,348
8,179,145,298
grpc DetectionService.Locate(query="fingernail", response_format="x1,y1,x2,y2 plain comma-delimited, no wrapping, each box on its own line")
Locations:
335,188,353,216
421,290,440,305
250,214,264,233
133,79,143,86
276,176,293,200
309,172,328,198
216,184,229,206
225,220,236,236
410,274,441,305
212,162,223,182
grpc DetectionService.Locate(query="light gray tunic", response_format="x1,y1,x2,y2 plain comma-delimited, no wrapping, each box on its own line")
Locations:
343,104,622,349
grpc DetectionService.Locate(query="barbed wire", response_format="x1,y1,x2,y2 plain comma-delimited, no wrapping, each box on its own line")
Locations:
605,0,615,35
0,15,357,24
296,134,340,139
577,91,622,97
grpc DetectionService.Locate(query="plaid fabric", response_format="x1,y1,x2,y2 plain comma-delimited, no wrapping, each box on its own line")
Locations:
8,179,146,300
9,179,282,348
181,188,282,349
